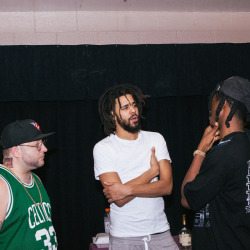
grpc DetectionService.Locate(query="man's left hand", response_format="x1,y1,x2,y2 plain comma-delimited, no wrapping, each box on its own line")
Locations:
103,182,130,203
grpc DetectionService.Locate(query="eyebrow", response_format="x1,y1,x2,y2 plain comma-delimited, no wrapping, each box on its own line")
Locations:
121,103,129,109
120,101,136,109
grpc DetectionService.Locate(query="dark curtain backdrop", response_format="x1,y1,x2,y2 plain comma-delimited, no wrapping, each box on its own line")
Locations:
1,44,250,249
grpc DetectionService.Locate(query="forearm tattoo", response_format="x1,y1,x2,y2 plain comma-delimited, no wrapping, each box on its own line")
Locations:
3,157,13,168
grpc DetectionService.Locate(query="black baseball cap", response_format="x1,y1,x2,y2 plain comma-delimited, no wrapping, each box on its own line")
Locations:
216,76,250,121
0,119,55,149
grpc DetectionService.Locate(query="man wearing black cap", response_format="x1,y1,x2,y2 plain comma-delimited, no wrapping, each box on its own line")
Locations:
181,76,250,250
0,119,58,249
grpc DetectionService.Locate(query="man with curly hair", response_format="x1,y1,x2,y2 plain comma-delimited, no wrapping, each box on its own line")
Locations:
94,84,178,250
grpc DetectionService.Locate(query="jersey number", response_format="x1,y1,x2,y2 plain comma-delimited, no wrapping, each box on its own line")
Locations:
35,226,57,249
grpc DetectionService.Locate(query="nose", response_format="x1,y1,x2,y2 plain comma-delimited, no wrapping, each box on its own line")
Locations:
41,143,48,152
130,105,136,113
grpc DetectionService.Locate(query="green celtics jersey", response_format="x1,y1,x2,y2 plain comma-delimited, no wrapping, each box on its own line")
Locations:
0,165,58,250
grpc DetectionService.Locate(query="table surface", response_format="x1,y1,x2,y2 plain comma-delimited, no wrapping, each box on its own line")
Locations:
89,235,183,250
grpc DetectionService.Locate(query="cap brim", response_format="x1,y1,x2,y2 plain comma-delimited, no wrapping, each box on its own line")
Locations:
32,132,55,141
0,131,55,149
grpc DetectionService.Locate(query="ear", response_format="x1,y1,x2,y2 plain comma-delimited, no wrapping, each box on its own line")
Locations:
219,100,231,123
10,146,21,158
222,100,231,112
223,100,228,108
110,111,116,122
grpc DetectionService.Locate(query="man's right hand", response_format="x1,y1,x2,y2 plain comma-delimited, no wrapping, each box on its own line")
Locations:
198,122,220,153
150,147,160,177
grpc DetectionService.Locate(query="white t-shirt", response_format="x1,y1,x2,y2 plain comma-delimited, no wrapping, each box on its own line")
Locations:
93,130,171,237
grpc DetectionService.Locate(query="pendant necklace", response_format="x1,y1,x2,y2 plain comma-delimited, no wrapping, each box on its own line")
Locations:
4,165,42,206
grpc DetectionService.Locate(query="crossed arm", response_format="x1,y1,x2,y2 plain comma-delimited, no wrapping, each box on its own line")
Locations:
99,147,173,207
0,178,8,232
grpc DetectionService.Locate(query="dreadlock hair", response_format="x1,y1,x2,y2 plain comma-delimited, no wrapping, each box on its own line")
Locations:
98,84,149,136
208,89,247,128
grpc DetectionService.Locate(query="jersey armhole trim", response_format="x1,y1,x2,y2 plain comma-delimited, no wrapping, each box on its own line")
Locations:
0,175,13,219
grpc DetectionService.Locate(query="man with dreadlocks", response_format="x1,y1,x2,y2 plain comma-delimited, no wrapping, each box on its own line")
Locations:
181,76,250,250
93,84,178,250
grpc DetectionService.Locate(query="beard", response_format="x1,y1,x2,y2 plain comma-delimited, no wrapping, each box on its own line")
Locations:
20,148,45,170
116,115,141,134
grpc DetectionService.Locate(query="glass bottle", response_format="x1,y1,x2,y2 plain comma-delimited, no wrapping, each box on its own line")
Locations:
178,214,192,249
104,208,110,234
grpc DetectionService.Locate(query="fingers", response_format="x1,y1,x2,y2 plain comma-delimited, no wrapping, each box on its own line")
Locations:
206,123,219,137
151,146,158,160
151,146,155,155
105,193,110,198
214,130,220,138
103,182,112,186
214,136,221,142
199,122,220,152
211,123,220,139
212,122,219,132
215,130,220,136
103,190,109,196
151,146,157,162
206,121,218,131
103,189,111,200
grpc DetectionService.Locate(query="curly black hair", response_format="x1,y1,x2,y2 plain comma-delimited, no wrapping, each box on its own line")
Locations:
98,84,149,135
208,88,247,128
